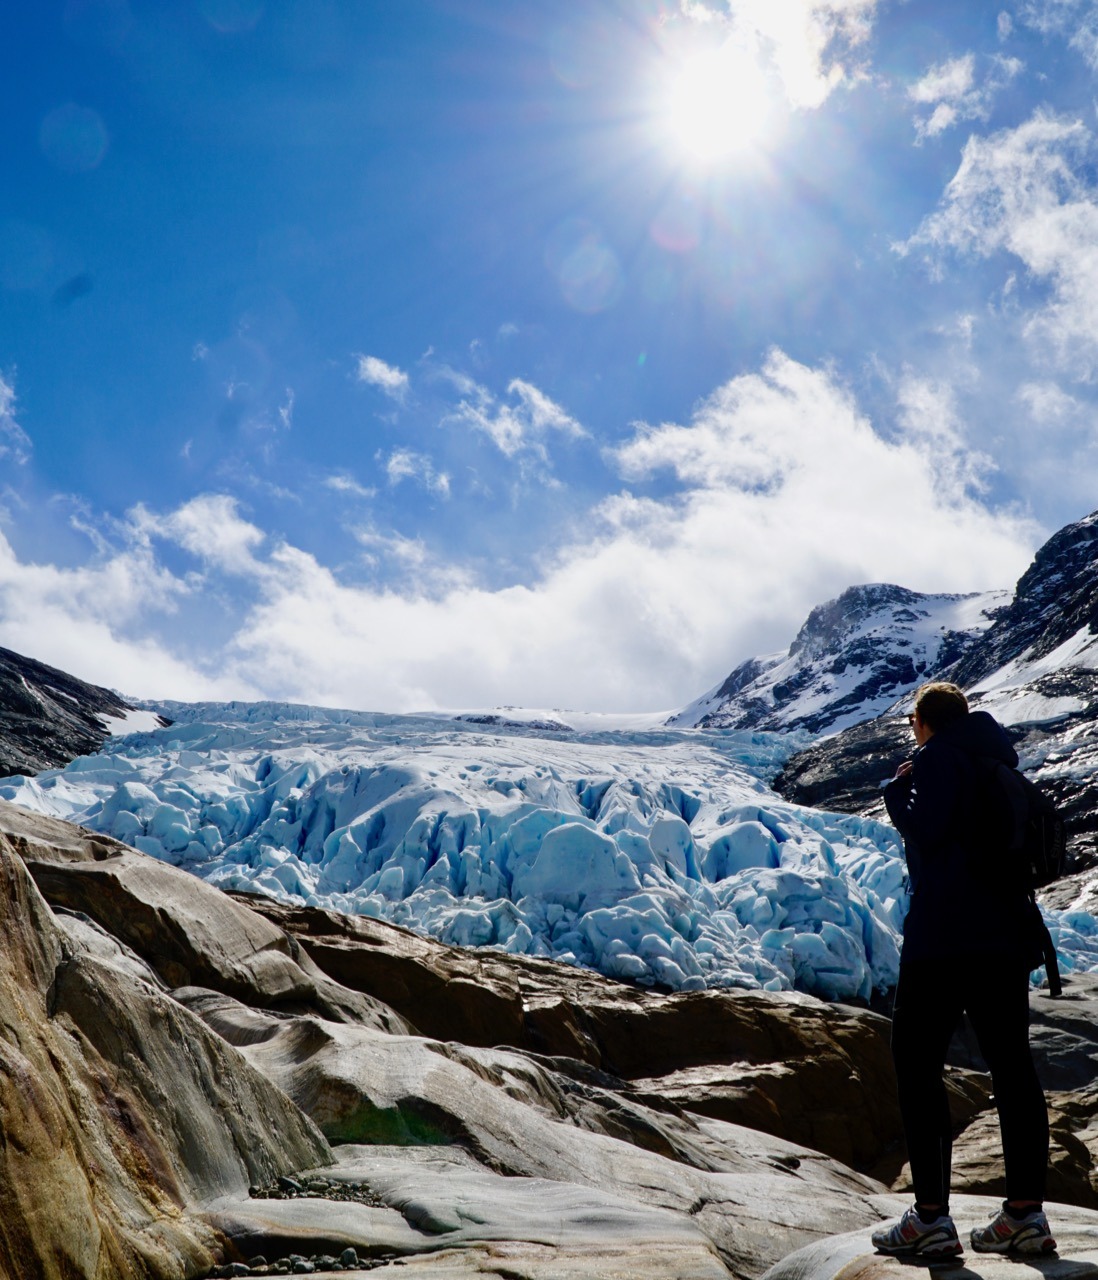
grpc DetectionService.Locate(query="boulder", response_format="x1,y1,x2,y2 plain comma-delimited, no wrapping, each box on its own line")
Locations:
204,1145,733,1278
0,826,328,1279
247,898,929,1175
182,988,894,1278
0,801,408,1032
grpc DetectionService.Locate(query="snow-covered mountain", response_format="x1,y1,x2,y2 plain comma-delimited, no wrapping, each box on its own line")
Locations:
670,585,1007,736
774,509,1098,870
0,645,165,778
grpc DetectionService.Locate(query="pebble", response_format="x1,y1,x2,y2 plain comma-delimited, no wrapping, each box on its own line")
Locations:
204,1244,379,1276
204,1186,397,1278
249,1176,385,1209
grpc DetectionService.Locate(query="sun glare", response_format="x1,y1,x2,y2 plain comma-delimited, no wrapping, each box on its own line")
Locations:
664,46,772,164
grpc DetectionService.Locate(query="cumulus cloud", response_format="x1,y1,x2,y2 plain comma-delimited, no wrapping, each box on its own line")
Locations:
355,354,409,400
449,376,586,467
223,354,1036,711
0,376,32,465
385,448,451,497
0,354,1041,712
908,53,1023,142
680,0,878,109
902,110,1098,374
132,493,267,576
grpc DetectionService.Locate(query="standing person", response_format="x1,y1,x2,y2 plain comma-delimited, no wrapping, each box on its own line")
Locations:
871,681,1055,1259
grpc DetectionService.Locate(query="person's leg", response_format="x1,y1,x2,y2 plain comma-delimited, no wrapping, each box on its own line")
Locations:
890,960,965,1212
964,960,1048,1206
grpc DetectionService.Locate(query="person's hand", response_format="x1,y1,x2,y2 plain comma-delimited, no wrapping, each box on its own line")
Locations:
893,759,913,780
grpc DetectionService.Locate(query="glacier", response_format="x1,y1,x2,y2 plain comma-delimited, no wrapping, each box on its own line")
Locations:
1,699,1092,1003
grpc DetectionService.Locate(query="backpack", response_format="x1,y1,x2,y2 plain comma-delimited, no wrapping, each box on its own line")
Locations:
972,757,1069,997
973,758,1069,889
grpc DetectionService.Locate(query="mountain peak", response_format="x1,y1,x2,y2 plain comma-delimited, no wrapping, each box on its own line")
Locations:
671,586,1005,736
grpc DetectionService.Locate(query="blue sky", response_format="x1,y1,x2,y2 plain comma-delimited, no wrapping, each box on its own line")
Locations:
2,0,1098,712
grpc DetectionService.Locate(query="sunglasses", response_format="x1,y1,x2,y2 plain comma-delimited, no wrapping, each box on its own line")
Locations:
906,713,917,726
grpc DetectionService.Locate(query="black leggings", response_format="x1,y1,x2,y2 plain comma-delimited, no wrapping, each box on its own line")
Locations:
891,958,1048,1209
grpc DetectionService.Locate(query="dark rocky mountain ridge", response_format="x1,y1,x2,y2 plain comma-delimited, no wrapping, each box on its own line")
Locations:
0,644,166,777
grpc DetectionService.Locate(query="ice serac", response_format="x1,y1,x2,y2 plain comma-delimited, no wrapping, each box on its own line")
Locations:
0,643,167,777
671,584,1005,736
0,709,912,1003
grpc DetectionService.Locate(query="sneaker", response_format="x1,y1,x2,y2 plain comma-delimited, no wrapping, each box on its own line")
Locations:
872,1207,963,1258
970,1205,1056,1255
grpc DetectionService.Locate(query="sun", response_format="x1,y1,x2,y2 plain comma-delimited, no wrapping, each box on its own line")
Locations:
663,44,773,164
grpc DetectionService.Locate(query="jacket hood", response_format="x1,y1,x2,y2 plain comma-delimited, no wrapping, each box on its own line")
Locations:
935,709,1018,768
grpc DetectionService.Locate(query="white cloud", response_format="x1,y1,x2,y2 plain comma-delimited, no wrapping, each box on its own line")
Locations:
682,0,879,110
450,376,586,464
908,53,1023,142
278,387,294,430
132,493,267,576
909,53,976,105
999,11,1014,38
324,472,377,500
1018,0,1086,34
1018,0,1098,66
1010,379,1098,513
894,373,994,500
1017,379,1083,419
0,376,32,465
385,449,451,497
0,354,1041,713
221,353,1035,711
903,110,1098,375
0,523,239,701
354,354,409,400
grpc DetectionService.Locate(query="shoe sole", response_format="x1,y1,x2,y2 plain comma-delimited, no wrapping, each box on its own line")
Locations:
874,1244,964,1260
874,1249,964,1269
971,1238,1056,1256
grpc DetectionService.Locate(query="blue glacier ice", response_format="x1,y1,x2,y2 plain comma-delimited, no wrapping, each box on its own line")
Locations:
0,699,1088,1002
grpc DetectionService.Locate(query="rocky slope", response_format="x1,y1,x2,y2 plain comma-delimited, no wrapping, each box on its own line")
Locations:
0,644,166,777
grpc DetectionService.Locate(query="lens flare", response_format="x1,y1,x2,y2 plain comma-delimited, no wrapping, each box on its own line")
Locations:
545,219,622,314
199,0,264,34
39,104,109,173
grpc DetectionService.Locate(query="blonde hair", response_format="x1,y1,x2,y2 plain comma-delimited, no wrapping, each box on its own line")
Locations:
913,681,969,731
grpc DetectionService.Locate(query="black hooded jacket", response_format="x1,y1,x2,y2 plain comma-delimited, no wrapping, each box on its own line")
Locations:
884,710,1035,966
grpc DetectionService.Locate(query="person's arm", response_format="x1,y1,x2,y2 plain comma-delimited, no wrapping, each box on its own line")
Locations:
885,744,962,854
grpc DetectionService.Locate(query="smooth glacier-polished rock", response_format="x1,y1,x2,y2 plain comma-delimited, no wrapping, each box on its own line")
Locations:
0,825,326,1279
